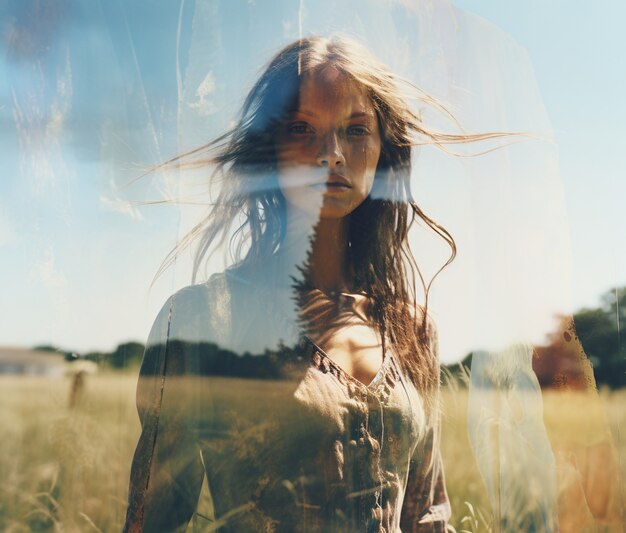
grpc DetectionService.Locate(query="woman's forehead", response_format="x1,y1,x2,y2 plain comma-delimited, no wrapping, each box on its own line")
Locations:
296,67,374,118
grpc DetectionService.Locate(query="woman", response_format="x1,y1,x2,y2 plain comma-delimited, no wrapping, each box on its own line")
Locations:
124,35,497,533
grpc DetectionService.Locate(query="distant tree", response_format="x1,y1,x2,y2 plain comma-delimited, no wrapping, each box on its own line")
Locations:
441,353,472,388
84,351,107,365
444,287,625,389
600,286,626,324
64,352,79,362
107,342,145,369
33,345,61,353
574,286,625,388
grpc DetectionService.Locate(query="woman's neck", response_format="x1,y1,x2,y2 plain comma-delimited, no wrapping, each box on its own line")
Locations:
278,207,351,294
308,217,350,294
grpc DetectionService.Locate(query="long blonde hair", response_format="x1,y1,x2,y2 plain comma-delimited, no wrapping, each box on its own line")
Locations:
159,35,509,396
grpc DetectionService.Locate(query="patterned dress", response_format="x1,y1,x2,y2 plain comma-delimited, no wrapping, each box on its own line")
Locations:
124,271,449,532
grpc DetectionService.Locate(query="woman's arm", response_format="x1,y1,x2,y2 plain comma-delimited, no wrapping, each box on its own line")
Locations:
400,316,451,533
124,291,208,533
399,423,451,533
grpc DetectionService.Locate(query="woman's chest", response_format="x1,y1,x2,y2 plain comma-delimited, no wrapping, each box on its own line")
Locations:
310,322,384,389
200,347,426,532
227,281,387,387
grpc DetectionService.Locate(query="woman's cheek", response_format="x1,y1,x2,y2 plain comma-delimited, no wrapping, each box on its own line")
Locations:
364,140,382,188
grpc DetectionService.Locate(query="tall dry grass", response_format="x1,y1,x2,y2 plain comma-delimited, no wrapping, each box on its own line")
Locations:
0,373,623,531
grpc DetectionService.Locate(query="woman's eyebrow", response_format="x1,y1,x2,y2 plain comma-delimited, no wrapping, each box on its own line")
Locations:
293,109,319,118
349,111,375,119
293,109,375,120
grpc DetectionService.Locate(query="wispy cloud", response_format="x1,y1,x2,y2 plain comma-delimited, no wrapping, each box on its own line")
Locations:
99,194,143,220
187,71,217,117
11,46,73,195
32,248,67,288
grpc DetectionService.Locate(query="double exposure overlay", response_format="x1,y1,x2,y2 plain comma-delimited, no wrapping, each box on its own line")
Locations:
1,1,624,532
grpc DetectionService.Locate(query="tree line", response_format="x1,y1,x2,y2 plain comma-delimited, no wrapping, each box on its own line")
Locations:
568,286,625,388
38,286,625,388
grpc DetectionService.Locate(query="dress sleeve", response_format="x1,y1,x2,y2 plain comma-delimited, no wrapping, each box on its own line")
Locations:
400,316,451,533
399,411,451,532
124,289,207,533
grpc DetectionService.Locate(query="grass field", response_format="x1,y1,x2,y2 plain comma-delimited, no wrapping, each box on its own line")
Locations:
0,373,623,532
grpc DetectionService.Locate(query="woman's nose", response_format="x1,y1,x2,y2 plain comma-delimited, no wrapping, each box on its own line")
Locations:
316,132,346,169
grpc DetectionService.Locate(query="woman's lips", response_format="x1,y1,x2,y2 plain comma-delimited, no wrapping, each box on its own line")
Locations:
307,173,352,193
325,174,352,191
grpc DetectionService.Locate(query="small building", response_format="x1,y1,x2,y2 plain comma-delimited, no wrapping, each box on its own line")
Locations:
0,347,67,377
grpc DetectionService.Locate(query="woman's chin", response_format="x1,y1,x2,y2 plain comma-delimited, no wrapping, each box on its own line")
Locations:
318,206,353,220
284,197,356,222
318,195,361,219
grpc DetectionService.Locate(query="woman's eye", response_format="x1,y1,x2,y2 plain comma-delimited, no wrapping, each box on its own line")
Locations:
288,122,314,134
347,125,370,136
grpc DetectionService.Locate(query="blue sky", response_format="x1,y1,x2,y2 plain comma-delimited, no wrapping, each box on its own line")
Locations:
1,0,624,362
452,0,626,308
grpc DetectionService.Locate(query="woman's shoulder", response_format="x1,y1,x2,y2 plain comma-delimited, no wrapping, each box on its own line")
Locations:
163,266,266,342
149,271,236,346
168,267,249,311
167,272,225,314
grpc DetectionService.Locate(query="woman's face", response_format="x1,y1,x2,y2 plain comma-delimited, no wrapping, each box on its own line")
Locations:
276,66,382,219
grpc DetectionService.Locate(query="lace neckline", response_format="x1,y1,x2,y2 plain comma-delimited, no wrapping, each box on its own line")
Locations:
299,334,399,399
